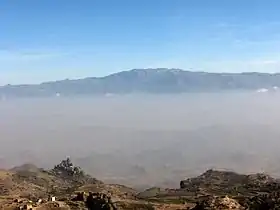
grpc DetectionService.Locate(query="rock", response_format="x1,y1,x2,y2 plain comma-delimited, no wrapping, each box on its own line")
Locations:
85,192,116,210
192,196,243,210
214,196,243,209
37,198,42,204
72,192,85,201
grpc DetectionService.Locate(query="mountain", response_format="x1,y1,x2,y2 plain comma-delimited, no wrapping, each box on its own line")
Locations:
1,68,280,97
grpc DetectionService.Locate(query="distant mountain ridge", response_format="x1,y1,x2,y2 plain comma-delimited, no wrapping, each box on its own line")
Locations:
1,68,280,97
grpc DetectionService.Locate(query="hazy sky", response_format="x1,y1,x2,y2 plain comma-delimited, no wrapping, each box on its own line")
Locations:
1,0,280,84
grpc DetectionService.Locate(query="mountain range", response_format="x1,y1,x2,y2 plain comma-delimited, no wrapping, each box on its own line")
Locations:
1,68,280,97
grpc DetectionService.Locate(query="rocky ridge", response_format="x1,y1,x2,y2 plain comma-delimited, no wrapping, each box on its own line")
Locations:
2,160,280,209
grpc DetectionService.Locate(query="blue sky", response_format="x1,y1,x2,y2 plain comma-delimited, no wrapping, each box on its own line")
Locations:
1,0,280,84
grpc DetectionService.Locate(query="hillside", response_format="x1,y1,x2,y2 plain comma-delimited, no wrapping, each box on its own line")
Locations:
2,159,280,209
1,69,280,97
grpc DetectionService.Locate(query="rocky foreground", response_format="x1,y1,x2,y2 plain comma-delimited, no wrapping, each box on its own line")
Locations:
1,159,280,209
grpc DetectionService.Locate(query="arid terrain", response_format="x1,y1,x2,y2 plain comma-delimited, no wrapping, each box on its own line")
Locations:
1,158,280,209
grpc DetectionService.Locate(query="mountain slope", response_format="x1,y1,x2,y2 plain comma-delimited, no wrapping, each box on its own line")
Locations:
3,162,280,209
1,68,280,97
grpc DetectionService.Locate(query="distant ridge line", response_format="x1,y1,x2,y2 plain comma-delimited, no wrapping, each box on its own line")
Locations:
1,68,280,97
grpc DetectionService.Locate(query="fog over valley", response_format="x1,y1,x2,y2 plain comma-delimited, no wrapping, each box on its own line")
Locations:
1,93,280,189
